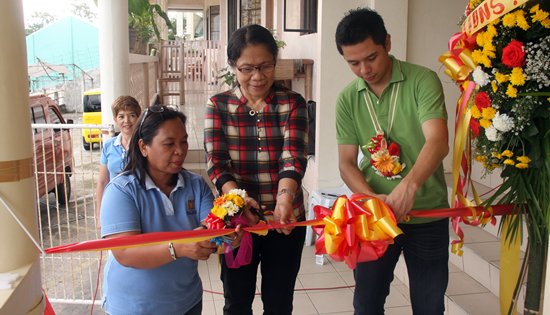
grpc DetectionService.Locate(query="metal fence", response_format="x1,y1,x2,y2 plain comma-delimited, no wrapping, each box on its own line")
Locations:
33,122,110,306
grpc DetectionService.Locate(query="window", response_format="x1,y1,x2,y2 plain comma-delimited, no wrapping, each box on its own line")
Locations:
30,105,46,134
208,5,220,40
227,0,238,38
240,0,261,26
284,0,317,34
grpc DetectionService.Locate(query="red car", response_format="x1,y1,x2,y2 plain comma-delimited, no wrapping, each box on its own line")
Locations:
30,95,74,205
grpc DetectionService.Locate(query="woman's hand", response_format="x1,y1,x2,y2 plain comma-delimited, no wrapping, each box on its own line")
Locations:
273,198,296,235
224,224,245,248
242,196,263,225
176,239,217,261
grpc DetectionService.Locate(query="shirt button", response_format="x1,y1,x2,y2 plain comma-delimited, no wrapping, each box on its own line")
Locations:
258,137,261,140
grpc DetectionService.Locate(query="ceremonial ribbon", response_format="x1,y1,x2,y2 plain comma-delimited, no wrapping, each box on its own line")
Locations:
45,196,515,277
312,194,403,269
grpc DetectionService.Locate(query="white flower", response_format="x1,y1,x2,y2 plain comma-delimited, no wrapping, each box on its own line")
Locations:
492,112,514,133
472,66,491,87
228,188,248,199
223,201,240,216
485,126,502,142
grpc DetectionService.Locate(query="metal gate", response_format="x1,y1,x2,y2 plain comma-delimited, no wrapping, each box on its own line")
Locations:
33,121,111,306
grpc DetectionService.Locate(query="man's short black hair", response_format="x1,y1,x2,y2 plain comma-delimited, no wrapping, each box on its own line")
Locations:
335,7,388,55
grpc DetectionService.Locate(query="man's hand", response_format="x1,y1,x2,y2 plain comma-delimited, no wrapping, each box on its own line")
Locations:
385,182,417,222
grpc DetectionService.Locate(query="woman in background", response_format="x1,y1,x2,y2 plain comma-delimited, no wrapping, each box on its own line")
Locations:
95,95,141,229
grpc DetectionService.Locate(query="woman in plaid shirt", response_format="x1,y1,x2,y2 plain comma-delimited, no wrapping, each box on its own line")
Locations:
204,24,309,315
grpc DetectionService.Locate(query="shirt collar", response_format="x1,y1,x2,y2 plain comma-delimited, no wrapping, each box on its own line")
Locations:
233,85,275,106
113,133,123,147
355,55,405,92
144,173,185,192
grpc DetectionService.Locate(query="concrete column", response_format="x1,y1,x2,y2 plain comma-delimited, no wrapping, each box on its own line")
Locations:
98,0,130,126
0,0,44,314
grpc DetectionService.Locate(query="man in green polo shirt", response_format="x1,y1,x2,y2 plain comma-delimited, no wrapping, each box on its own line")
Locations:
335,7,450,315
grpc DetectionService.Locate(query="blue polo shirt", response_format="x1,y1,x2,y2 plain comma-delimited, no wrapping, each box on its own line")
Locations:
100,134,126,181
100,170,214,315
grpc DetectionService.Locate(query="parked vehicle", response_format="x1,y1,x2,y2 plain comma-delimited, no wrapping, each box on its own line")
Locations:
82,88,102,150
30,95,74,205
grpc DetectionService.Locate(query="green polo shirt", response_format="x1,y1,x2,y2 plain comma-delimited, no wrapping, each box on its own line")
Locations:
336,56,449,223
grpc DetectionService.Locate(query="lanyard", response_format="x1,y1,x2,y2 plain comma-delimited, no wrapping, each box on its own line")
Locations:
362,82,401,138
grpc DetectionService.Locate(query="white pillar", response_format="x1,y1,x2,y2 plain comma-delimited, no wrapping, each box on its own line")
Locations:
0,0,44,314
98,0,130,127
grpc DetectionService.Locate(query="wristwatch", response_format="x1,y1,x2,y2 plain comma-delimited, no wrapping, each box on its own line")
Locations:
277,188,296,200
168,242,178,260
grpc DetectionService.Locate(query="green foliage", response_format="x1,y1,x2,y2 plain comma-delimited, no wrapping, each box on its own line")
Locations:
71,0,97,23
25,11,56,35
128,0,175,44
217,67,237,88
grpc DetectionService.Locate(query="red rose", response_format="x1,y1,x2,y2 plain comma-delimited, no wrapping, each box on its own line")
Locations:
474,91,491,110
501,40,525,68
470,118,480,137
388,142,400,156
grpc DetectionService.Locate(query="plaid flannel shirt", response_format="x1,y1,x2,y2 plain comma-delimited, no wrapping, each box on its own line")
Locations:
204,85,308,220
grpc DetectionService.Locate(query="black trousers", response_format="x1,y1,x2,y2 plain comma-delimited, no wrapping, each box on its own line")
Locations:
221,227,306,315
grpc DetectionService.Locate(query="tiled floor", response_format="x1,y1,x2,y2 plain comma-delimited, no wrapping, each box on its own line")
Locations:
198,245,412,315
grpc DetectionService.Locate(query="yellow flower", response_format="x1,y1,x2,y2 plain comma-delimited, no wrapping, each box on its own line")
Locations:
392,162,405,175
476,31,486,46
471,49,484,65
232,195,245,208
212,205,228,219
470,105,482,119
515,163,529,169
492,152,502,159
503,159,515,166
517,156,531,164
530,4,540,13
483,46,496,59
532,9,549,23
501,150,514,158
495,72,509,83
480,119,492,129
502,12,516,27
506,84,518,98
482,107,496,120
486,24,497,37
515,10,530,30
542,19,550,28
480,54,492,68
510,67,526,86
475,155,487,162
491,81,498,93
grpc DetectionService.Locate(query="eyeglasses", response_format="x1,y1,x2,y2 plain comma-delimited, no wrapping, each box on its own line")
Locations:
236,63,276,76
138,105,165,138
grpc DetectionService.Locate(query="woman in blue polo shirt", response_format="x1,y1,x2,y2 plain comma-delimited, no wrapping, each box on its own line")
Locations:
100,106,223,315
95,96,141,230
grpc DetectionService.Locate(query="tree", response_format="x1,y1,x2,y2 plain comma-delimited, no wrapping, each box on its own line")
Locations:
71,0,97,23
25,11,56,35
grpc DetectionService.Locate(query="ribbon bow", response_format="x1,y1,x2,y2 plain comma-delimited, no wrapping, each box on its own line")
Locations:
313,194,403,269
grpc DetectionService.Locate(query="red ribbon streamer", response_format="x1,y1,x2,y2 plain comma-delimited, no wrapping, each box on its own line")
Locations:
45,203,515,259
